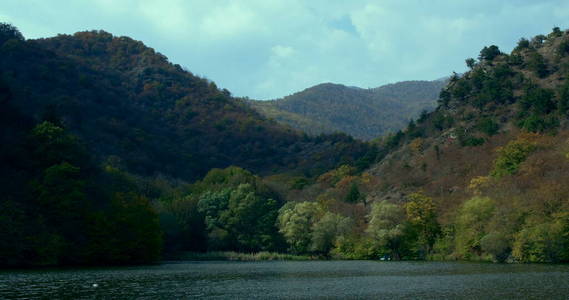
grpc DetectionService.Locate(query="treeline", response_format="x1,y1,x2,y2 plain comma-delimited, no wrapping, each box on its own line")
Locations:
0,111,161,266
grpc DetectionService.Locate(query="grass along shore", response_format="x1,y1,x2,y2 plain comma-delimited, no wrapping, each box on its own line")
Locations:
172,251,318,261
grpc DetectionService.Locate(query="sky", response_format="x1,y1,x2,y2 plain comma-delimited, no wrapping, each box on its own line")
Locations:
2,1,569,100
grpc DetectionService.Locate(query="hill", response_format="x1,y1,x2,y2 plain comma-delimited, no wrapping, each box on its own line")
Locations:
274,27,569,263
1,28,371,182
0,23,373,266
248,80,446,140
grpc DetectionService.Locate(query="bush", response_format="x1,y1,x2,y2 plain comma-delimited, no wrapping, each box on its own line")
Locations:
526,52,548,78
558,39,569,56
476,118,500,136
433,113,454,131
518,114,559,133
515,38,530,50
519,87,556,115
491,136,536,178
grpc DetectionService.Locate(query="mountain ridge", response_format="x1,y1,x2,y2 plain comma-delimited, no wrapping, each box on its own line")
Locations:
248,79,446,140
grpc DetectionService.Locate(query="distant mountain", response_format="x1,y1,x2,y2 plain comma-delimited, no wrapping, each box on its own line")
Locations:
248,80,446,140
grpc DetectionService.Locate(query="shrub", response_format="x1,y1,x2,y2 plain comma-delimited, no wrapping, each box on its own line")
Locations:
515,38,530,50
518,114,559,133
476,118,500,136
491,136,537,178
558,39,569,56
526,52,548,78
433,113,454,131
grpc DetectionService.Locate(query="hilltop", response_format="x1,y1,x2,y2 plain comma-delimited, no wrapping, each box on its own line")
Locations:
248,80,446,140
1,29,371,182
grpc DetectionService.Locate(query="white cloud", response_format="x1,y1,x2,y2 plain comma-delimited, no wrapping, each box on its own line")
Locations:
271,45,295,58
2,0,569,99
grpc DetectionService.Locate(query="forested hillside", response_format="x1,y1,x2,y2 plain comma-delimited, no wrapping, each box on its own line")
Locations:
270,27,569,263
157,28,569,264
0,23,372,266
248,80,446,140
2,22,569,267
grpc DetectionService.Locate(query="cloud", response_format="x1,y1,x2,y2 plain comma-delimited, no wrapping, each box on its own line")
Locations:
1,0,569,99
271,45,295,58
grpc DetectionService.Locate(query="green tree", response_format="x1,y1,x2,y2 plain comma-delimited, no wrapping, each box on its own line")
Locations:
277,202,321,254
221,184,282,251
491,137,536,178
105,192,162,264
454,197,495,259
345,183,361,203
405,193,440,257
479,45,501,61
515,38,530,50
0,22,24,45
465,58,476,69
310,212,353,254
558,80,569,116
476,118,499,136
366,201,407,260
198,183,282,251
526,51,548,78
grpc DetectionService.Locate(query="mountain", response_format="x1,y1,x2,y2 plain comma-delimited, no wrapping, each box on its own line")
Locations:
3,21,569,267
0,24,374,266
0,29,372,182
248,80,446,140
291,27,569,262
249,28,569,264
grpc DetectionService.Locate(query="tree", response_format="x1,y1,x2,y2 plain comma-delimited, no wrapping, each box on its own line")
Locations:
551,26,562,37
512,213,569,263
220,184,282,251
405,193,440,257
558,81,569,116
277,202,321,253
366,201,407,260
515,38,530,50
310,212,353,254
530,35,546,48
0,23,24,45
198,183,282,252
465,58,476,69
491,136,536,178
526,51,548,78
454,197,495,259
479,45,501,61
558,39,569,56
104,192,162,264
345,183,361,203
29,121,88,170
476,118,499,136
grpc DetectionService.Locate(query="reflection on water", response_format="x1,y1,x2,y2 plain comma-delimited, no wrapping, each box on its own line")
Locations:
1,261,568,299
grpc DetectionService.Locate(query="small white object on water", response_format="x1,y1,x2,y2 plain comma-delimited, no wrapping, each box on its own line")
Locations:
92,283,98,288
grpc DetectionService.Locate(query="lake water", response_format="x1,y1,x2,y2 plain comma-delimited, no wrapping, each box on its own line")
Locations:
1,261,568,299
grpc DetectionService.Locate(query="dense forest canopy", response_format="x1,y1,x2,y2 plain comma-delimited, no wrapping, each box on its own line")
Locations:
1,22,569,266
248,80,446,140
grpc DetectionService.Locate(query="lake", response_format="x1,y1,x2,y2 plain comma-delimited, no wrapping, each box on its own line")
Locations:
1,261,568,299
